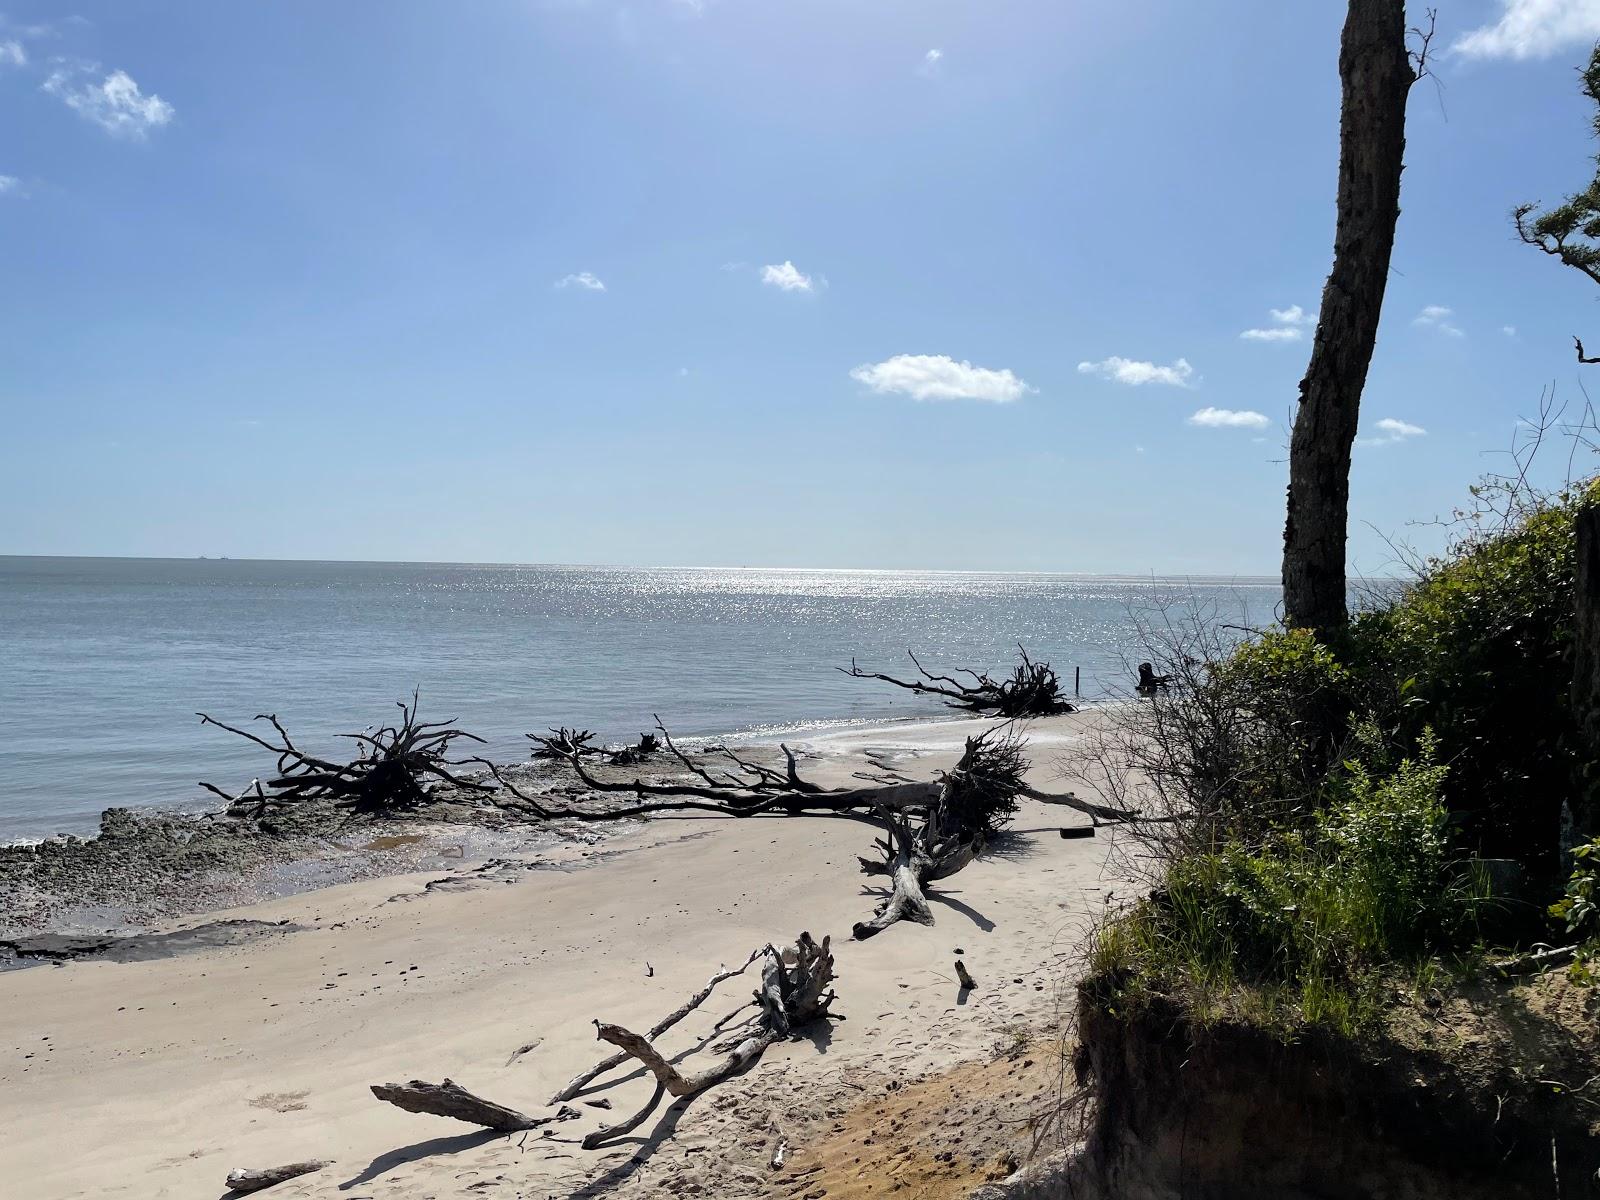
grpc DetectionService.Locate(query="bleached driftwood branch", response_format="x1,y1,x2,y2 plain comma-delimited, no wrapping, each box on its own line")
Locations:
581,932,838,1148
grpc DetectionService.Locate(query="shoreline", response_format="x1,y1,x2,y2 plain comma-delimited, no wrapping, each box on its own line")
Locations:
0,706,1113,941
0,707,1112,1199
0,705,1003,849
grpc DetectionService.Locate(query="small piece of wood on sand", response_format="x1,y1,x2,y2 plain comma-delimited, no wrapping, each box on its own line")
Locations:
224,1160,329,1194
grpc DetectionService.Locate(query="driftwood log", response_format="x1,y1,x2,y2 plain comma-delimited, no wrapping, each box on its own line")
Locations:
852,730,1026,938
224,1161,329,1194
369,1078,577,1132
529,728,662,765
841,646,1075,717
548,945,765,1103
528,726,600,759
582,932,838,1148
198,691,488,817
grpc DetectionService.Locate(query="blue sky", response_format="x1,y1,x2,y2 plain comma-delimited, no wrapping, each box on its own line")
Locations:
4,0,1600,573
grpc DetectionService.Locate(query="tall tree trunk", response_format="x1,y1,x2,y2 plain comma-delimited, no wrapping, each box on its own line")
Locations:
1282,0,1413,638
1571,499,1600,848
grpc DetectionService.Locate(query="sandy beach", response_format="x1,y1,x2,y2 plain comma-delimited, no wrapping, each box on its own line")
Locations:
0,713,1116,1199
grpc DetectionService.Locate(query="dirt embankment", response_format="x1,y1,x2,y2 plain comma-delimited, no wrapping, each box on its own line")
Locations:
1010,972,1600,1200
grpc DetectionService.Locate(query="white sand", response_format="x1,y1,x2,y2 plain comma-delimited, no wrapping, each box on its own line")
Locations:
0,712,1122,1199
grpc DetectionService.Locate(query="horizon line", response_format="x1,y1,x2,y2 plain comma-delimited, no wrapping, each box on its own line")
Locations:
0,552,1362,583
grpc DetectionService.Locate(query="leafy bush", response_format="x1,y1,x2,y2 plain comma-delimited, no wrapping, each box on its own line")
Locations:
1087,483,1595,1039
1093,736,1463,1035
1551,836,1600,940
1349,494,1582,875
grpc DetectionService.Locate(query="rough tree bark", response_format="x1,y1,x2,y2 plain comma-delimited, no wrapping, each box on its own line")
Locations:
369,1078,578,1132
1282,0,1417,638
1571,498,1600,844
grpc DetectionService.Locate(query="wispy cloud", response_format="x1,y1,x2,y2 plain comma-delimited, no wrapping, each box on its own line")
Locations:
43,66,174,138
1502,324,1519,337
1455,0,1600,59
761,260,814,293
918,48,944,77
1077,356,1195,387
0,174,21,196
1188,406,1270,429
1359,416,1427,447
1414,304,1464,338
1240,303,1315,342
851,354,1034,403
555,271,606,291
0,39,25,66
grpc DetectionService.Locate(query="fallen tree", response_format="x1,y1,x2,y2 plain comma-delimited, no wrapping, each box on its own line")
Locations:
528,728,661,765
841,646,1075,717
852,729,1024,938
486,720,1134,936
197,691,489,817
580,931,838,1148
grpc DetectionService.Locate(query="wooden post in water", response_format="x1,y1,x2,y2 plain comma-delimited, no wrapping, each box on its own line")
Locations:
1075,667,1081,697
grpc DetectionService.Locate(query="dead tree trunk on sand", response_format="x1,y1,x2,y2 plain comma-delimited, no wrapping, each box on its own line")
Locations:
842,646,1075,717
370,1078,579,1132
489,722,1119,937
1282,0,1424,638
582,932,838,1148
198,691,489,817
224,1161,329,1194
851,730,1027,938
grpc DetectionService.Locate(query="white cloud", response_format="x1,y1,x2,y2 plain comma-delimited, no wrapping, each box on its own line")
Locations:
850,354,1034,403
43,67,174,138
555,271,606,291
1188,406,1270,429
918,48,944,76
1455,0,1600,59
1076,356,1195,387
1414,304,1464,338
0,175,19,196
1503,324,1519,337
0,39,25,66
1359,416,1428,447
1241,303,1315,342
761,260,814,292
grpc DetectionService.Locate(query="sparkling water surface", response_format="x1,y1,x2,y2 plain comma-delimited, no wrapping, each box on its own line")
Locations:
0,557,1279,839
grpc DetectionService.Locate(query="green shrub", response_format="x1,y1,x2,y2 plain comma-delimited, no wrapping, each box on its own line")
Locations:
1551,836,1600,940
1350,494,1582,876
1092,483,1594,1040
1095,734,1463,1036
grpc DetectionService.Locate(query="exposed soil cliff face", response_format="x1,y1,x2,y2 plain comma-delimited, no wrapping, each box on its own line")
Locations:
1010,974,1600,1200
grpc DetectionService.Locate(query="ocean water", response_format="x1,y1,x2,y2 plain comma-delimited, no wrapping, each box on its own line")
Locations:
0,557,1279,840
